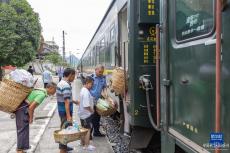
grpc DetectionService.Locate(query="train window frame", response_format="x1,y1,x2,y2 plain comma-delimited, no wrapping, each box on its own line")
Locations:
174,0,215,43
92,46,96,66
110,25,115,42
100,37,105,49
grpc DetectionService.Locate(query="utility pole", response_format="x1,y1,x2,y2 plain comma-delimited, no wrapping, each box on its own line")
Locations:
62,30,66,62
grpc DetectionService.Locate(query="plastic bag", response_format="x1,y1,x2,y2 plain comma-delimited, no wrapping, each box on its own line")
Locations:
10,69,34,87
58,126,80,134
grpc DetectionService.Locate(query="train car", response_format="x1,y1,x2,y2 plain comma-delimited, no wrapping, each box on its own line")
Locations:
159,0,230,153
79,0,161,152
79,0,125,75
79,0,230,153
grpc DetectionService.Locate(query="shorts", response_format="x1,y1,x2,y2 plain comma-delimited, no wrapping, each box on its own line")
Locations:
80,115,93,129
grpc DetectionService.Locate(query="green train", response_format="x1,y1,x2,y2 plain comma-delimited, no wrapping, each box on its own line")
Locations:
79,0,230,152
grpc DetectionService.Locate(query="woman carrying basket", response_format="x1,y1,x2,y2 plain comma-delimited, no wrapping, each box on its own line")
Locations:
16,82,57,153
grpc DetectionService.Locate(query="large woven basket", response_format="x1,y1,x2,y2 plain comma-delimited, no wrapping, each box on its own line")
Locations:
111,67,126,95
0,79,32,113
54,128,88,145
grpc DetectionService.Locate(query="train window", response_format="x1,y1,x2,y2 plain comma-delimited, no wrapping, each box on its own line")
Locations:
110,27,115,42
100,38,105,49
96,45,99,64
110,44,115,66
99,38,106,64
105,47,110,66
89,51,91,66
93,46,96,66
175,0,214,42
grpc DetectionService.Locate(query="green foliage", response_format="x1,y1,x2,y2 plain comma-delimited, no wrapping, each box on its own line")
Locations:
44,52,63,66
0,0,41,67
59,60,71,68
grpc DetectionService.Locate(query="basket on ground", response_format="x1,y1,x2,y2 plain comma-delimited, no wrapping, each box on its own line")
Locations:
111,67,126,95
54,128,88,145
0,79,32,113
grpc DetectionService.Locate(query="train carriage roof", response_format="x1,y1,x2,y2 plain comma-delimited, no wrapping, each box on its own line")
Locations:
80,0,116,60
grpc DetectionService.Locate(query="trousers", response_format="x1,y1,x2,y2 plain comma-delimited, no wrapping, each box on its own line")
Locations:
92,106,101,135
15,101,30,151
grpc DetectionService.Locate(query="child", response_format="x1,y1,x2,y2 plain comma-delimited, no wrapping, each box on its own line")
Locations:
78,76,96,151
16,82,57,153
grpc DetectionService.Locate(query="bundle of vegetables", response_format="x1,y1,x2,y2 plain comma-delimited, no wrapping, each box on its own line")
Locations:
96,98,116,116
96,98,110,110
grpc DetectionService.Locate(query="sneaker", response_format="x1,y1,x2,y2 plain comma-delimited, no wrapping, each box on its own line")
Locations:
86,145,96,151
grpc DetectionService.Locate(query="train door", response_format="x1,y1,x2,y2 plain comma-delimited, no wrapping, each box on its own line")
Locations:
161,0,222,152
118,5,130,134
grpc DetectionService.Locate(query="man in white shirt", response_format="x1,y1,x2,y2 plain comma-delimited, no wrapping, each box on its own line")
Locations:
42,69,52,88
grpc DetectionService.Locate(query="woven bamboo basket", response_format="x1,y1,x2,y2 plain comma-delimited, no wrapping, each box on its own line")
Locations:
0,79,32,113
54,128,88,145
111,67,126,95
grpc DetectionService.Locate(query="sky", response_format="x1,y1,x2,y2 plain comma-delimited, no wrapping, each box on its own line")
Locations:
27,0,112,59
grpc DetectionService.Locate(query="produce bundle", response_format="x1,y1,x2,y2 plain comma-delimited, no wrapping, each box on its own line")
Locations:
9,69,35,87
0,69,35,113
96,98,117,116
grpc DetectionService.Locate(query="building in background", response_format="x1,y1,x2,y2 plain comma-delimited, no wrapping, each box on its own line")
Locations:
42,41,59,54
36,39,59,59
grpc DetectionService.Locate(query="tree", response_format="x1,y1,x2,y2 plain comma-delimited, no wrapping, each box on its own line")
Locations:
44,52,63,66
0,0,41,79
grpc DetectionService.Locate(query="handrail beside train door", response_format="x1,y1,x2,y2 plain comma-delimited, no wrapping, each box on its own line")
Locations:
156,24,161,129
215,0,222,153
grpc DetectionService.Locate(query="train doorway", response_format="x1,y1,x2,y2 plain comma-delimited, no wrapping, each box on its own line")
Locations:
118,6,128,70
118,5,130,134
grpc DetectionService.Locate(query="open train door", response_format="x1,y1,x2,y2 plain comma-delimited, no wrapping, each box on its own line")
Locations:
161,0,229,153
118,4,130,134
